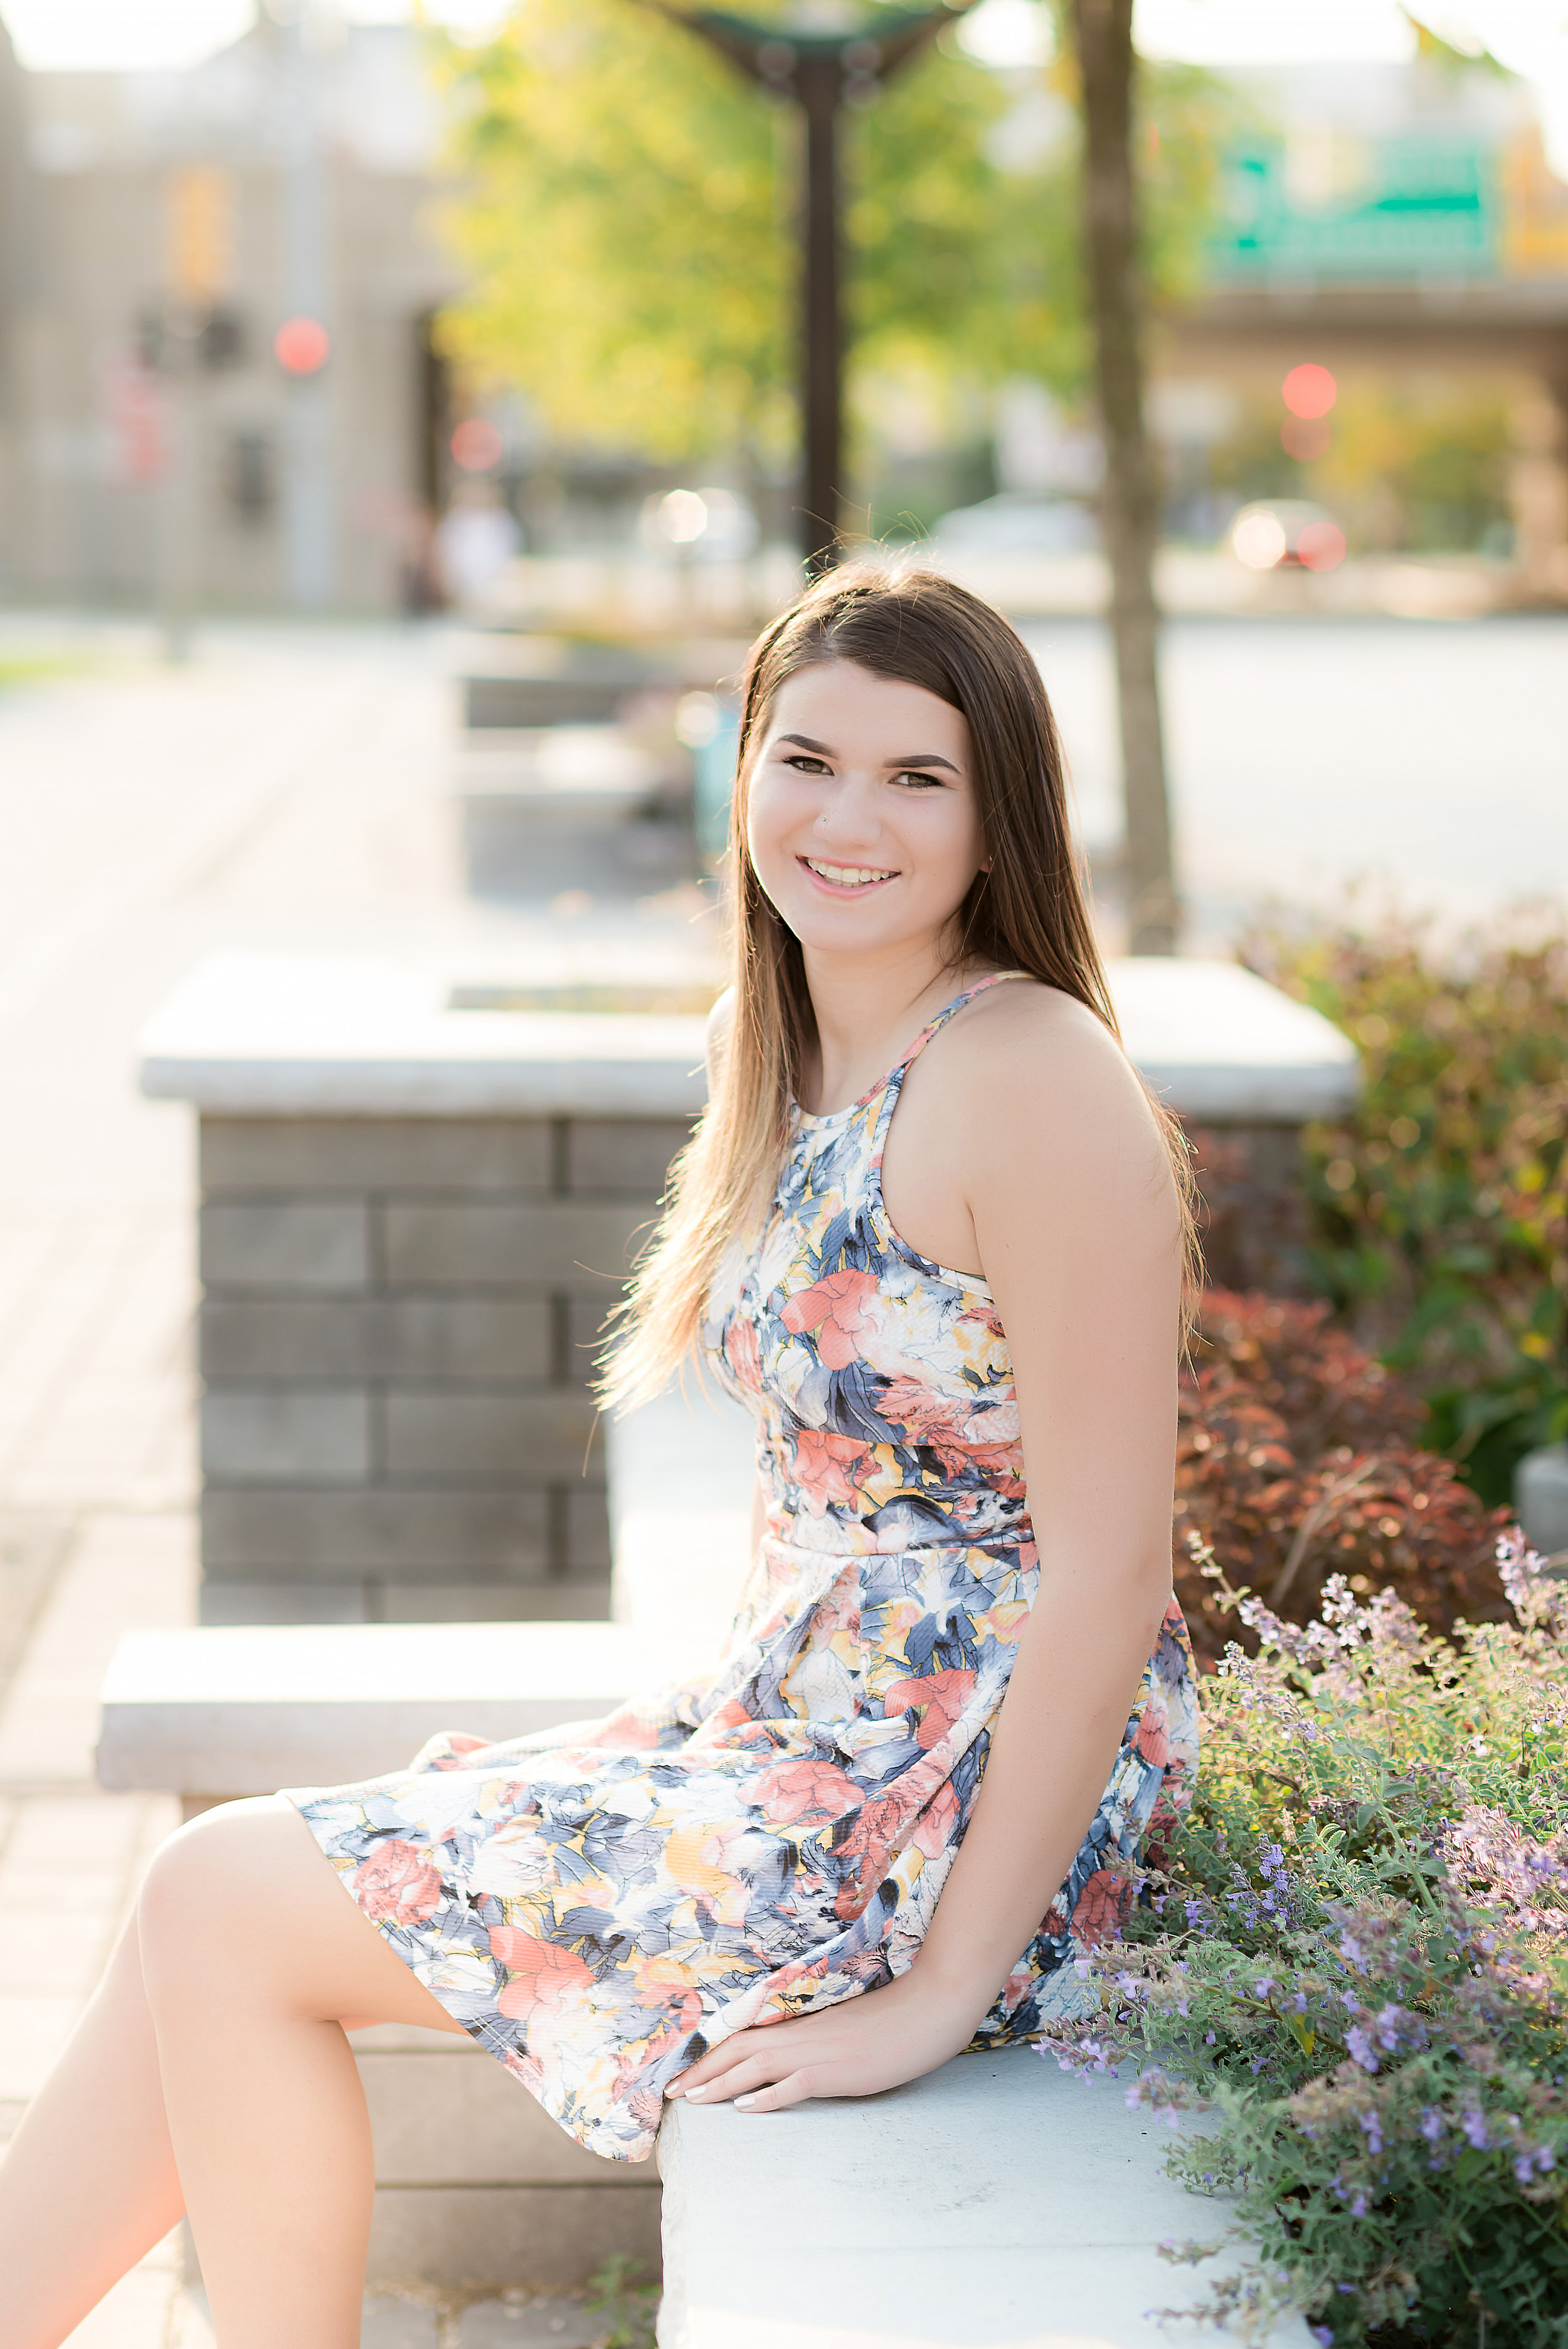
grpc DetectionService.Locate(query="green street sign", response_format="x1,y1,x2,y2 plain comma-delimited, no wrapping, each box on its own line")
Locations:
1208,134,1498,280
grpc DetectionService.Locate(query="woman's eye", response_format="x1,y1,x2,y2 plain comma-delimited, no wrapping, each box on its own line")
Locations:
895,769,946,790
783,754,831,775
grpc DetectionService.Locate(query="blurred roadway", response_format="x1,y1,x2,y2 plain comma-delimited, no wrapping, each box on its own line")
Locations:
1025,613,1568,951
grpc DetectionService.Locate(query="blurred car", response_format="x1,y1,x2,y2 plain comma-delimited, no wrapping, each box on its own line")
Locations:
1229,499,1347,574
932,492,1099,554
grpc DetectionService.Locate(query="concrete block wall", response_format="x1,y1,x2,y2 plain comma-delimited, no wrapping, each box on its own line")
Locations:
198,1114,693,1625
354,2023,661,2291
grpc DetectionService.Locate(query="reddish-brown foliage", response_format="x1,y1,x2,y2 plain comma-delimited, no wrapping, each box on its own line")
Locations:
1173,1290,1512,1668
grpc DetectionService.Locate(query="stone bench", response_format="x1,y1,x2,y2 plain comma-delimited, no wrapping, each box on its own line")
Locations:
96,1609,715,2293
139,951,1357,1630
93,1391,756,2294
95,1386,1321,2332
658,2050,1313,2349
457,632,746,732
453,725,696,899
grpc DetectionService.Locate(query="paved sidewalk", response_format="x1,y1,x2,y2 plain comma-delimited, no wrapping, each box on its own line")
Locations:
0,623,659,2347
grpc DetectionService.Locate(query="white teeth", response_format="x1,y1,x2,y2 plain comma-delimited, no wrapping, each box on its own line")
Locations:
805,859,896,886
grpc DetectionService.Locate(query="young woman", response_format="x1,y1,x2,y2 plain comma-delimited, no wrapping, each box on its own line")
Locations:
0,566,1199,2348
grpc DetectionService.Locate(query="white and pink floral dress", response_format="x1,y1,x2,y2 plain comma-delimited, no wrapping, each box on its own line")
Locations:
286,975,1199,2161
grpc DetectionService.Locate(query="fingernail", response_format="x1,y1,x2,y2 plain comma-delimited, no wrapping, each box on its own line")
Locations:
734,2095,756,2110
684,2084,707,2100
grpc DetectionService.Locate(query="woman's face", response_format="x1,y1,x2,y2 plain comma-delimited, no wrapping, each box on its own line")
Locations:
745,660,986,961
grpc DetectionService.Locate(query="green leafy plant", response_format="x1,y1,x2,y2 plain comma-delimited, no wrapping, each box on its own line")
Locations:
1041,1536,1568,2346
585,2254,659,2349
1238,909,1568,1508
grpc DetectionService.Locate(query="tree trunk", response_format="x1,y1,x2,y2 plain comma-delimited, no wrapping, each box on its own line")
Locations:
1071,0,1177,955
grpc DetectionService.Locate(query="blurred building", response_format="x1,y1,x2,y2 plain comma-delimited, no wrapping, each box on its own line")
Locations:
0,9,460,613
1166,58,1568,592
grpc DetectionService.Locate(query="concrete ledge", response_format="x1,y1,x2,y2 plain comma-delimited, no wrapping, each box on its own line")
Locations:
1110,958,1357,1123
656,2049,1313,2349
138,955,1357,1124
96,1620,716,1796
139,958,710,1118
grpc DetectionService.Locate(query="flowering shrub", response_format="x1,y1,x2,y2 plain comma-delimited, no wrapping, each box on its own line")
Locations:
1239,909,1568,1507
1175,1291,1511,1667
1040,1535,1568,2346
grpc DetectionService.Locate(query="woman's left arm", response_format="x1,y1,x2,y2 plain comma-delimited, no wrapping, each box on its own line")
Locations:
668,999,1182,2113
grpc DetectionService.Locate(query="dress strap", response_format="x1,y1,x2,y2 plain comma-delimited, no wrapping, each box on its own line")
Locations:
890,970,1025,1084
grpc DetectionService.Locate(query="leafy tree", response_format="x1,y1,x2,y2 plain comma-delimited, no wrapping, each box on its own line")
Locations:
432,0,1224,480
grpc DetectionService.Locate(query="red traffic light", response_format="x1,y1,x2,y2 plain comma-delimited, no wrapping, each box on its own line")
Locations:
1282,363,1337,420
274,316,331,375
451,417,504,472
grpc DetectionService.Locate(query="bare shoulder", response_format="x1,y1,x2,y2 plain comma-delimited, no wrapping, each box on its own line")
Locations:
941,978,1172,1194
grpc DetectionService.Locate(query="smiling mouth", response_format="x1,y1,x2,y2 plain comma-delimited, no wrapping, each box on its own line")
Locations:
800,856,899,891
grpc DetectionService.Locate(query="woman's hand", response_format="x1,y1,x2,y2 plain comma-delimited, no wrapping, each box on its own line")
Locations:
665,1970,982,2116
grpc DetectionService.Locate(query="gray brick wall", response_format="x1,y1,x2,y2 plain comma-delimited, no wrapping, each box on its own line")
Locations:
197,1114,692,1625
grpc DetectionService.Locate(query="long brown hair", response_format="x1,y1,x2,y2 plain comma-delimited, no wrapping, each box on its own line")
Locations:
601,563,1197,1404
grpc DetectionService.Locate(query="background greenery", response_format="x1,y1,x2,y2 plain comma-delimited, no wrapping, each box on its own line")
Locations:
1240,910,1568,1512
432,0,1231,504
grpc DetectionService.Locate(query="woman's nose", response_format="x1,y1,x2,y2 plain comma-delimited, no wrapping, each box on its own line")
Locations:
815,777,883,845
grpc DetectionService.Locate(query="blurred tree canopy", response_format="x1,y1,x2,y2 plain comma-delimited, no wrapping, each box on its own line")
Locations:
433,0,1232,471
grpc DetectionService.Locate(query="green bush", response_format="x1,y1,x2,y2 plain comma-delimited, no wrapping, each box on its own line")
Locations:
1239,911,1568,1507
1042,1537,1568,2346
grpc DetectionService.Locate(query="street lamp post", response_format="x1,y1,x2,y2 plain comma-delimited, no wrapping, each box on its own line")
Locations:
639,5,972,573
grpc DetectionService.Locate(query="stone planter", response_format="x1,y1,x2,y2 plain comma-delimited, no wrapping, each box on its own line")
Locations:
1517,1441,1568,1562
139,954,1358,1626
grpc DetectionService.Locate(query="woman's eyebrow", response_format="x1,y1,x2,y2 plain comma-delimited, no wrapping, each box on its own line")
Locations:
775,731,961,775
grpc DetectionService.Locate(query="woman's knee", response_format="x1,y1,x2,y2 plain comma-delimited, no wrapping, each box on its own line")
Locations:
137,1796,300,1999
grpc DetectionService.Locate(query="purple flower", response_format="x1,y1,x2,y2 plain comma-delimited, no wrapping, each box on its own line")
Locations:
1350,2193,1369,2218
1346,2026,1379,2074
1461,2111,1490,2150
1359,2112,1384,2155
1516,2155,1537,2185
1311,2329,1334,2346
1420,2109,1444,2143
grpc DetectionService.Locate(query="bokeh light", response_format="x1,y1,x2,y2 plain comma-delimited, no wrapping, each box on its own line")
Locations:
273,316,331,375
1297,519,1347,573
1281,413,1332,461
1232,509,1288,571
1282,363,1337,420
450,417,504,472
658,489,709,544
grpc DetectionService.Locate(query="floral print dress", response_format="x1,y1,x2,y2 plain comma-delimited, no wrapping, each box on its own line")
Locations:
286,973,1199,2163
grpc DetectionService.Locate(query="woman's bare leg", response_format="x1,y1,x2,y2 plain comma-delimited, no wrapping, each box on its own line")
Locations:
0,1905,184,2346
0,1795,466,2349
